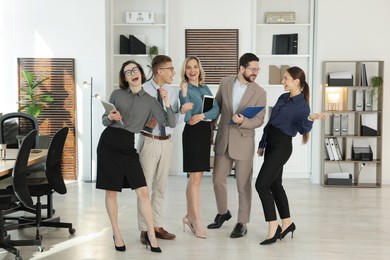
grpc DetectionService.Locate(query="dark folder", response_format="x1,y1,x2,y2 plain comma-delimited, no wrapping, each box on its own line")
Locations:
129,35,146,54
272,33,298,55
119,35,130,54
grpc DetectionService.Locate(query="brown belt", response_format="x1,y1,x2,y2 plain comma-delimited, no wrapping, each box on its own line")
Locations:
141,132,171,140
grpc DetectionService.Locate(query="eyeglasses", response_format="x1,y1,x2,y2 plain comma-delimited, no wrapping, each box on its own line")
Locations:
246,67,260,73
159,67,175,72
124,67,140,76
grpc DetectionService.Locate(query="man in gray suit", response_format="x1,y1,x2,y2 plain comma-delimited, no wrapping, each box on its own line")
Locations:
207,53,267,238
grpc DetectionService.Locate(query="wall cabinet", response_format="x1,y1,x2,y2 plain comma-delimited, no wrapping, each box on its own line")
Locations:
109,0,169,89
321,60,383,187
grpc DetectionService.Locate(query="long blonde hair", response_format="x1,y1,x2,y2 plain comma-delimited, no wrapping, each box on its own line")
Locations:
180,56,206,86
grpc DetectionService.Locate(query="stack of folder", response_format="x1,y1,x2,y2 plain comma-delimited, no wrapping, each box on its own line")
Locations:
324,137,343,161
119,35,146,54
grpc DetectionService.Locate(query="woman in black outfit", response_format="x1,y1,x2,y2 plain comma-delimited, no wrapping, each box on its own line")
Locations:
96,60,176,253
255,66,325,245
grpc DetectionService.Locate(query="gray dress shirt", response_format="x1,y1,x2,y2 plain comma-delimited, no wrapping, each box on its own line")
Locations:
102,88,176,133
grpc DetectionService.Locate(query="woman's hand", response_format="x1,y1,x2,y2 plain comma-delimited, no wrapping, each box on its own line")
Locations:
257,148,264,157
180,81,188,97
180,102,193,114
309,113,327,120
187,114,205,125
108,109,122,122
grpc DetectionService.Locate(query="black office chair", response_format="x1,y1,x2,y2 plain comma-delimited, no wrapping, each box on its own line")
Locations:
0,112,39,149
0,129,42,259
18,127,75,240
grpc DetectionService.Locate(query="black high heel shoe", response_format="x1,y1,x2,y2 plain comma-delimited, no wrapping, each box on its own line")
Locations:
260,225,282,245
281,222,296,239
145,233,162,253
113,236,126,251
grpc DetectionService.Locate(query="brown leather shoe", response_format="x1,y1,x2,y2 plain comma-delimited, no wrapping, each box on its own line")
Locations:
140,231,147,245
155,227,176,240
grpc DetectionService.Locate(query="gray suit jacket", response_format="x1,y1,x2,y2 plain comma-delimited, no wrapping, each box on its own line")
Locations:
214,76,267,161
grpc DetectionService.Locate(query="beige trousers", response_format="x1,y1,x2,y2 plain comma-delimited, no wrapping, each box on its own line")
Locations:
212,151,253,224
137,135,173,231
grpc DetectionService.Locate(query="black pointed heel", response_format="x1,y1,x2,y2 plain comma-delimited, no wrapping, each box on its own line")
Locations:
145,233,162,253
260,225,282,245
281,222,296,239
113,236,126,251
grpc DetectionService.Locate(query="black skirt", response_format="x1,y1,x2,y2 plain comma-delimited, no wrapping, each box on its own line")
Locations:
96,127,146,191
182,121,212,172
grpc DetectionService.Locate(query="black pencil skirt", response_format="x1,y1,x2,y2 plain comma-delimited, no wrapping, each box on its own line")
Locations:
96,126,146,192
182,121,212,173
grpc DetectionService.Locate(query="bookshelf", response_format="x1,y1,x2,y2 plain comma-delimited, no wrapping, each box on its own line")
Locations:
251,0,315,178
321,60,384,188
109,0,169,90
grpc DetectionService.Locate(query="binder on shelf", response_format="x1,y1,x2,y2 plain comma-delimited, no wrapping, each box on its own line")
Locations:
328,138,340,161
332,114,341,135
119,35,131,54
325,138,335,161
272,33,298,55
361,64,368,86
354,89,364,111
129,35,146,54
341,114,348,136
332,137,343,160
364,89,372,111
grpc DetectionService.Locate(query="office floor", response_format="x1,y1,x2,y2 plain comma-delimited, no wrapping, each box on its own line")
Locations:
1,176,390,260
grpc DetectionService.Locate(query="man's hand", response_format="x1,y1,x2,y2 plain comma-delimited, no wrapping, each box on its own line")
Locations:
231,113,244,125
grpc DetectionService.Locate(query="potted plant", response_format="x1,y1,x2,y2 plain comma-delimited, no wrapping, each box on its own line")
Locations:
148,45,159,60
17,70,54,117
371,76,383,110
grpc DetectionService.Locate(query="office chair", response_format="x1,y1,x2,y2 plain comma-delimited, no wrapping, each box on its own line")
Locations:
0,112,39,149
1,129,43,259
18,127,75,240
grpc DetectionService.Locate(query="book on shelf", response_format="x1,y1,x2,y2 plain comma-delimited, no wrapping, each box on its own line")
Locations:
341,114,348,136
332,114,341,135
332,137,343,160
355,89,364,111
328,137,340,161
361,64,368,86
364,89,372,111
324,138,335,161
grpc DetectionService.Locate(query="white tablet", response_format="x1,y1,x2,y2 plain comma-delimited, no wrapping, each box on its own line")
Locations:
101,100,124,125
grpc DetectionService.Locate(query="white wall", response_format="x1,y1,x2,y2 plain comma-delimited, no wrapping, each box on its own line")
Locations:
0,0,108,181
1,0,389,184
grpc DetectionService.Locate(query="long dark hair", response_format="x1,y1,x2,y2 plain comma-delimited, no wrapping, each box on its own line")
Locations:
287,66,310,144
118,60,146,89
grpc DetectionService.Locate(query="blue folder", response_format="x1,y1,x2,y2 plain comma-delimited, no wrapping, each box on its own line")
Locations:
229,106,264,125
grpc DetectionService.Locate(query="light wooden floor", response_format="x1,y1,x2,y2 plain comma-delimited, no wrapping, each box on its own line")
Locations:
1,176,390,260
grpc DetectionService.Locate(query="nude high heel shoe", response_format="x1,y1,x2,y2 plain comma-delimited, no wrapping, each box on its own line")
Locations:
192,220,207,239
183,215,195,233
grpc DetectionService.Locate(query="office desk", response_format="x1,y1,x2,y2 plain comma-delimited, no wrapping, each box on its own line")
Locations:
0,149,47,178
